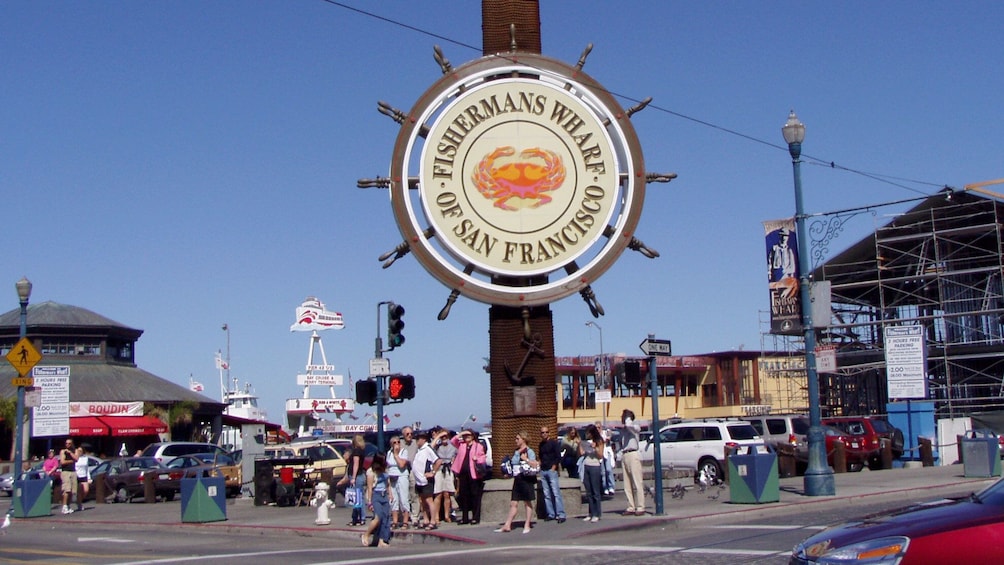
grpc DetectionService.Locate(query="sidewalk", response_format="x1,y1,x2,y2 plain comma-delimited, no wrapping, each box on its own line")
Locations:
9,464,998,546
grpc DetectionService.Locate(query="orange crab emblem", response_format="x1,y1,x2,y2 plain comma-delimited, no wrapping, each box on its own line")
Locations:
471,146,566,210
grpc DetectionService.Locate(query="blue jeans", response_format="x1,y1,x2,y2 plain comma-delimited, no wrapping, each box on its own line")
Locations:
351,475,366,523
582,464,603,519
603,458,615,492
539,469,565,519
372,491,391,543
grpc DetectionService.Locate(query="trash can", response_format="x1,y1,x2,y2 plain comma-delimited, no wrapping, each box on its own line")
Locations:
180,475,227,523
728,444,780,504
13,477,52,518
961,429,1002,478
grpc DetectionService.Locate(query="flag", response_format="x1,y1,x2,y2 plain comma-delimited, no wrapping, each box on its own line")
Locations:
469,413,477,422
348,414,359,421
383,414,391,424
214,351,229,370
189,379,204,392
393,413,401,418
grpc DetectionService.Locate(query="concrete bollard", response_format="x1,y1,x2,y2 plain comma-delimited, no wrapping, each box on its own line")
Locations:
723,445,736,484
919,437,934,467
95,476,106,504
880,438,894,470
832,440,846,473
144,472,157,503
776,442,797,478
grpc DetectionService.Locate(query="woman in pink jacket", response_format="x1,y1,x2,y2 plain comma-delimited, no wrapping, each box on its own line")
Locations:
451,429,487,525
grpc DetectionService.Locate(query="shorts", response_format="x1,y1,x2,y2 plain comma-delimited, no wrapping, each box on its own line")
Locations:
417,482,434,496
433,468,455,494
60,471,78,494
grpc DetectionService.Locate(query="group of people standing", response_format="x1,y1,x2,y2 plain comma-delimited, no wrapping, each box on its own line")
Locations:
353,425,489,548
353,410,649,543
496,409,647,533
41,438,94,515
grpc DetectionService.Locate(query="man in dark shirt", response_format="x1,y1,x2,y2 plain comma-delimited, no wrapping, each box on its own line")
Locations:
59,438,79,514
538,426,566,522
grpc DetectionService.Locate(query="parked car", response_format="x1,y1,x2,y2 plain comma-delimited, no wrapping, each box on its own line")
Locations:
823,416,905,468
92,457,184,503
263,441,347,478
165,453,242,497
639,419,763,483
0,458,103,498
791,476,1004,564
325,439,379,470
0,471,14,496
742,414,808,448
141,442,231,464
800,424,873,472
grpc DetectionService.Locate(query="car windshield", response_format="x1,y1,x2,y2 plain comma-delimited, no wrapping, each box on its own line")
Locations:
127,458,158,470
871,420,892,433
975,478,1004,505
194,453,234,465
727,424,759,440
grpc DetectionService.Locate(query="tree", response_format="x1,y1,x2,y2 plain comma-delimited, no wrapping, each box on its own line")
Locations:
0,396,17,461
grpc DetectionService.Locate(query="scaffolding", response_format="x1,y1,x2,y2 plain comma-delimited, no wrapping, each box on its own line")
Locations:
815,189,1004,419
758,309,810,413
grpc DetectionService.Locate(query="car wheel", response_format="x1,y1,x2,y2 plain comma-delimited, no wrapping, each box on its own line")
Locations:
699,457,722,484
848,462,864,472
163,490,175,502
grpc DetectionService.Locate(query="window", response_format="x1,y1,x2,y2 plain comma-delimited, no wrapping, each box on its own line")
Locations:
40,340,100,356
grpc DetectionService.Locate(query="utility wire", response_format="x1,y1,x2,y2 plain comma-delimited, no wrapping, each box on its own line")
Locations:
323,0,950,197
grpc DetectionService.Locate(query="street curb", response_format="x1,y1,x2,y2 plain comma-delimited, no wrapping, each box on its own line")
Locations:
565,478,995,539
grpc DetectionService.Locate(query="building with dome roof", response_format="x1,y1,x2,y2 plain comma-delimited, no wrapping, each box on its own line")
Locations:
0,301,225,462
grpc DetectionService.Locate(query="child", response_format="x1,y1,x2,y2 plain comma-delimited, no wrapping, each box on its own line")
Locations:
361,455,393,548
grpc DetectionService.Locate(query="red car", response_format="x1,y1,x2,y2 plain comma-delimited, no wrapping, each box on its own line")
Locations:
822,416,905,468
791,476,1004,563
797,425,872,472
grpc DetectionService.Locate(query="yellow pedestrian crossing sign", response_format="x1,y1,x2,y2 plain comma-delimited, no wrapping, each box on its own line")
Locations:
6,337,42,378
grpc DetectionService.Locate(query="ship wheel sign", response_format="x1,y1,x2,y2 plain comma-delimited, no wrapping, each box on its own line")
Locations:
364,47,674,318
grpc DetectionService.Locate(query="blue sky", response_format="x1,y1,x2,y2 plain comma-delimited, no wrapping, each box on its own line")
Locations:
4,1,1001,430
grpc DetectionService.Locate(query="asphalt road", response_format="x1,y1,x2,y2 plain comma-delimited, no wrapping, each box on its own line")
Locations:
0,486,977,564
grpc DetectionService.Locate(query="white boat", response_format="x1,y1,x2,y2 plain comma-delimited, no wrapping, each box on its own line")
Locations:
223,378,267,422
290,297,345,332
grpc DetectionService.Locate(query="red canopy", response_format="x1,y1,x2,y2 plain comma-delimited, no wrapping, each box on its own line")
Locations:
68,416,110,436
103,415,167,436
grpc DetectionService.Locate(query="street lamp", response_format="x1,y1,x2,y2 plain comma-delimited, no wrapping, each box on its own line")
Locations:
13,277,32,494
585,321,607,429
783,110,835,496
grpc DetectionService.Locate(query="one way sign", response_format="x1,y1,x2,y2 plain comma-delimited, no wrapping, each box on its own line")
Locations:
639,338,672,356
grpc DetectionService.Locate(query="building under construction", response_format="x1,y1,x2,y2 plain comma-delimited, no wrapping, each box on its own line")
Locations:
809,187,1004,423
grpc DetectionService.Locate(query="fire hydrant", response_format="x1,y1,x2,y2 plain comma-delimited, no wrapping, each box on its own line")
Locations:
310,482,334,525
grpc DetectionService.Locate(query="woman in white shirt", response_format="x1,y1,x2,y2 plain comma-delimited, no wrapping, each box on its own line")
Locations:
74,446,91,512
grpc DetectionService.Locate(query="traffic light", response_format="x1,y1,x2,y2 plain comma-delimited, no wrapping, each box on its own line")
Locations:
623,360,642,384
387,302,405,350
386,374,415,401
356,379,378,405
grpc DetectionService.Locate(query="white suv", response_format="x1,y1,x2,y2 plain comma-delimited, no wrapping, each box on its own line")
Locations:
639,420,763,483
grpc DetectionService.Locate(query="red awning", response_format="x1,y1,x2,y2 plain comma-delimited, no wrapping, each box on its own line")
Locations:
69,416,110,436
101,415,167,437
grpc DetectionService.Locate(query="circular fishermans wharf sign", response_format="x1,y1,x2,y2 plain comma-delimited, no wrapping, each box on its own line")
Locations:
389,53,646,307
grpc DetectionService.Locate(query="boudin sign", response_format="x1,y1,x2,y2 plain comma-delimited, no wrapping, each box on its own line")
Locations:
386,52,648,308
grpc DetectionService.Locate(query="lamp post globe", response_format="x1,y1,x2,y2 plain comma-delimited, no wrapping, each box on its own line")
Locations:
13,277,33,513
783,112,835,496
